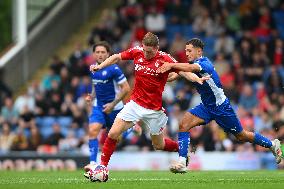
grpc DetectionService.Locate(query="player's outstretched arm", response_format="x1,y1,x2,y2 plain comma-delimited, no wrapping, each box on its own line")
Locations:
90,54,122,72
103,81,130,114
179,72,210,84
167,72,179,82
157,61,200,73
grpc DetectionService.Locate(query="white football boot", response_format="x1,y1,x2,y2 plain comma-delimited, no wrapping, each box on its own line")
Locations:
83,162,97,179
270,139,283,164
170,156,189,174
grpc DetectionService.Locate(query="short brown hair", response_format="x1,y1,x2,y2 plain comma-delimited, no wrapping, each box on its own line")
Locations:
142,32,159,47
93,41,111,52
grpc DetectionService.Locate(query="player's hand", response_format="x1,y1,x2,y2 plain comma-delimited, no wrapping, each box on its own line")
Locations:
156,61,172,73
103,102,115,114
90,64,101,72
85,94,93,104
197,75,211,85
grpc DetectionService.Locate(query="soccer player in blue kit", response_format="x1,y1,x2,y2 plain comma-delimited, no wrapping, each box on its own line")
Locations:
85,41,131,166
157,38,284,173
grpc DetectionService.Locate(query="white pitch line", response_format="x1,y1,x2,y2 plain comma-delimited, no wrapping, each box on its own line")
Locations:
0,177,280,184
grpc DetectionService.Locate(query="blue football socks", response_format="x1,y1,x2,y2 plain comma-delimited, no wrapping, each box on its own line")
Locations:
89,138,99,163
178,132,190,158
253,132,272,148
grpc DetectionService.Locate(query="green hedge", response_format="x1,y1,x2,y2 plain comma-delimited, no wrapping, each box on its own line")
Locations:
0,0,12,52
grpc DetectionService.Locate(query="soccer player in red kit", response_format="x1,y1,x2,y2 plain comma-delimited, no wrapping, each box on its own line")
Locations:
88,32,209,170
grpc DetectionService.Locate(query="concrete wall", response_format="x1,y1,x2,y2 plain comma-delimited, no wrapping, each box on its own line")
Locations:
2,0,102,91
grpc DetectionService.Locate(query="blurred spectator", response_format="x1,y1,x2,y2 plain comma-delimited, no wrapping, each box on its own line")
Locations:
0,122,15,153
58,131,79,151
41,69,61,91
145,7,166,36
11,128,28,151
239,83,259,111
0,97,18,125
27,126,42,151
169,33,186,62
44,123,64,146
166,0,188,24
13,91,35,114
214,32,235,57
50,55,65,75
192,7,214,36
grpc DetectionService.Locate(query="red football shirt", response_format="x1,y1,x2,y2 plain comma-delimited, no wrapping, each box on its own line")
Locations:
120,46,177,110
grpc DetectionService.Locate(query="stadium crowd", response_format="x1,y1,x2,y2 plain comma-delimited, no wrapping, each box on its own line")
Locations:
0,0,284,160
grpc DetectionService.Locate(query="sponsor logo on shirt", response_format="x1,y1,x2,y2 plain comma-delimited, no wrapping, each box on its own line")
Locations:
92,79,109,84
134,64,159,76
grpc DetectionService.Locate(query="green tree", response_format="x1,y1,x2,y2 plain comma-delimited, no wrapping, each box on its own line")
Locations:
0,0,12,52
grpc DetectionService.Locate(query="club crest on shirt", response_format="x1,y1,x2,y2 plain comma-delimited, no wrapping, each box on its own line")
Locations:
155,62,159,68
102,71,107,76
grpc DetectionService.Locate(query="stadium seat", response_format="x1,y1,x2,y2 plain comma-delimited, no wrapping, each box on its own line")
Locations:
278,25,284,39
182,25,195,40
203,36,216,59
57,116,72,128
273,11,284,26
166,25,182,43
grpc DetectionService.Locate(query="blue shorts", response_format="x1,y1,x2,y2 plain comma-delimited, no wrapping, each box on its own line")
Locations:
89,106,121,130
189,99,243,135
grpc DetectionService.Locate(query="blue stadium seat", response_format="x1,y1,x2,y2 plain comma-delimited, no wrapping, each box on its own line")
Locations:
40,125,54,139
182,25,195,39
278,25,284,39
273,11,284,26
57,116,72,128
203,36,216,59
166,25,182,43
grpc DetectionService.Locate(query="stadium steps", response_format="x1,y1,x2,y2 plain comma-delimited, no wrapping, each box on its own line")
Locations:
15,0,120,97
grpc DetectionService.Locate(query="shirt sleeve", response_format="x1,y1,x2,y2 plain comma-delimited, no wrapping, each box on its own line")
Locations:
120,46,140,60
112,65,127,84
195,60,213,74
163,54,180,74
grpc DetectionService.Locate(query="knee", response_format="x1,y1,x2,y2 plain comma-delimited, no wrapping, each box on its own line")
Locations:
89,126,100,138
152,142,164,151
108,130,120,140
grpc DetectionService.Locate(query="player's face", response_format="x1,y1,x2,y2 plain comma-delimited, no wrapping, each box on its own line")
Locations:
93,46,110,64
185,44,201,62
142,44,158,60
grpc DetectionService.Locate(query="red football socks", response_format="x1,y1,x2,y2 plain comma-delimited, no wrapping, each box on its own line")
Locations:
100,137,118,166
164,138,179,152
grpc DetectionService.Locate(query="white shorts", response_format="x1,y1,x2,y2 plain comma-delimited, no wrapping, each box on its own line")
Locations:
116,100,168,135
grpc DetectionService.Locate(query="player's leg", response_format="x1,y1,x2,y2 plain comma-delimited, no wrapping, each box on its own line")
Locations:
100,117,134,167
100,101,141,167
171,104,210,173
89,123,103,164
88,107,105,165
84,107,105,178
143,110,179,152
150,133,179,151
234,130,283,163
106,109,140,141
214,102,284,164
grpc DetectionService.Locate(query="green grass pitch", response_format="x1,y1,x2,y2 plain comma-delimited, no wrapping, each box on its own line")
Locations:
0,170,284,189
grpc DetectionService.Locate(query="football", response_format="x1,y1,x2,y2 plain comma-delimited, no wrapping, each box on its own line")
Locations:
84,164,109,182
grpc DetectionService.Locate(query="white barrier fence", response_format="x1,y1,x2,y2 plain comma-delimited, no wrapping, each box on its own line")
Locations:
0,151,278,171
